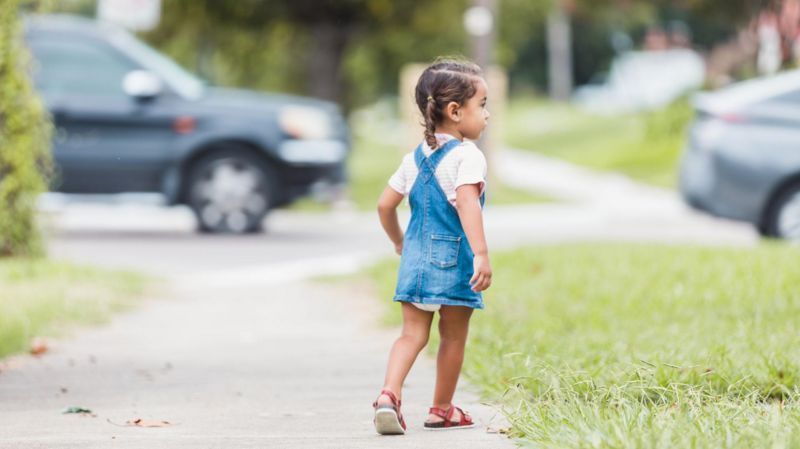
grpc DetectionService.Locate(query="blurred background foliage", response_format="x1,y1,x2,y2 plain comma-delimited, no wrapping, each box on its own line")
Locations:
42,0,761,112
1,0,52,257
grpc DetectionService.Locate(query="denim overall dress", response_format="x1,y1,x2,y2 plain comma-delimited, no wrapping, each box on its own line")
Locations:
393,139,485,310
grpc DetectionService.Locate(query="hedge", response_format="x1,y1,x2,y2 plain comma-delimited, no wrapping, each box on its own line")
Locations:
0,0,52,257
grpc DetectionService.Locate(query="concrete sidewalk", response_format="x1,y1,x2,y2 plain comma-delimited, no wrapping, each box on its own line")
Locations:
491,148,757,246
0,279,513,449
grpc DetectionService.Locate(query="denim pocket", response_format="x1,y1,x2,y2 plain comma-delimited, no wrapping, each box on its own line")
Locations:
429,234,461,268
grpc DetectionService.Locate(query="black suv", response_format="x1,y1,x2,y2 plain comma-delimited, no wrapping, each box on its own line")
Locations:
25,15,350,233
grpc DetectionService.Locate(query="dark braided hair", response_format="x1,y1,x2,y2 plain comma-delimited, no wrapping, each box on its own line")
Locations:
414,57,483,150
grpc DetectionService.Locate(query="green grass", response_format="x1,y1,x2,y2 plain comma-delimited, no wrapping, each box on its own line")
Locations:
351,243,800,448
0,258,147,358
505,97,692,188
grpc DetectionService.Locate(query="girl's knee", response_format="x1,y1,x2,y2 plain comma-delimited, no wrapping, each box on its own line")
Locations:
438,315,471,342
438,332,467,346
400,331,429,350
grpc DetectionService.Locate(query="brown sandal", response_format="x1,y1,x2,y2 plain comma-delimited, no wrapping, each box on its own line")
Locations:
423,405,475,430
373,389,406,435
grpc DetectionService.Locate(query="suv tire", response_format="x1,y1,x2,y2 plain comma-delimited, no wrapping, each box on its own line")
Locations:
186,148,274,234
763,181,800,240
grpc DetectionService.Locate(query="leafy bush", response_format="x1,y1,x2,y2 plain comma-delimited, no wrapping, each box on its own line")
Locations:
0,0,53,256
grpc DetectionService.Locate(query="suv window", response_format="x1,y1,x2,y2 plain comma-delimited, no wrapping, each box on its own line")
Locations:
28,37,136,98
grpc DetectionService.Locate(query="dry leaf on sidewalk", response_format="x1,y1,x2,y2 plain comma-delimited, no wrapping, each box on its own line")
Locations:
126,418,172,427
30,338,48,356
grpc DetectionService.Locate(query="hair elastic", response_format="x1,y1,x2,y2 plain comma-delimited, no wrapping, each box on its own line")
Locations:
426,95,434,103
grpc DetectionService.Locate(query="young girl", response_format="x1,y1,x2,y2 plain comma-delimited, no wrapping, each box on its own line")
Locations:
373,58,492,435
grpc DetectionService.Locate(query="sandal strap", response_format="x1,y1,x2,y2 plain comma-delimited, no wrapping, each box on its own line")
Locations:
452,406,473,425
380,389,401,407
373,389,402,417
445,406,457,423
373,389,407,431
428,406,449,419
378,389,405,430
428,405,473,427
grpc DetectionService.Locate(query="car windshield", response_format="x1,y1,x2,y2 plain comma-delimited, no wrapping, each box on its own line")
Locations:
108,27,205,100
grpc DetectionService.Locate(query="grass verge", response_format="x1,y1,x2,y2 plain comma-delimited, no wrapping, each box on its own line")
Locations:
348,243,800,448
505,97,692,188
0,258,147,358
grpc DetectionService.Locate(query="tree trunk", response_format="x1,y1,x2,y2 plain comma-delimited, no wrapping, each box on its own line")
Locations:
306,22,350,108
547,1,573,101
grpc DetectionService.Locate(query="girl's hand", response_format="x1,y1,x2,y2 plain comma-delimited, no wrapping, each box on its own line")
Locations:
456,183,491,293
469,253,492,292
377,187,405,256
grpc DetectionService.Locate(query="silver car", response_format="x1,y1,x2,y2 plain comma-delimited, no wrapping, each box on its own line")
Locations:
679,70,800,240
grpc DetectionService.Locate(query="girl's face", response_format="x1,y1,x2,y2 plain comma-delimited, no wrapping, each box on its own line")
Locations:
456,78,489,141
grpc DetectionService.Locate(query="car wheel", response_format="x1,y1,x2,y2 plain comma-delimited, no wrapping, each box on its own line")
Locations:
764,181,800,240
186,149,274,234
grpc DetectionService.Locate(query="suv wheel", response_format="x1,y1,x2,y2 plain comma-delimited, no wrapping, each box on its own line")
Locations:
186,149,274,234
764,182,800,240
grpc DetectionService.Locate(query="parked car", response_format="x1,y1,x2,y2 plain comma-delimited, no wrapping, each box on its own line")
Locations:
573,49,705,114
679,69,800,240
24,14,350,234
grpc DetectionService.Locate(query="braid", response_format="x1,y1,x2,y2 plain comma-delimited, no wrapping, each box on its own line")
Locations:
413,57,483,151
424,97,438,149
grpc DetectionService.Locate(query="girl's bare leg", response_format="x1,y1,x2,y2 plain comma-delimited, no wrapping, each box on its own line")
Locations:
377,303,434,405
429,305,473,423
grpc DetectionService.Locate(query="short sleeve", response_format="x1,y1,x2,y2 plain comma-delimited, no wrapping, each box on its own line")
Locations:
387,155,410,195
455,142,487,192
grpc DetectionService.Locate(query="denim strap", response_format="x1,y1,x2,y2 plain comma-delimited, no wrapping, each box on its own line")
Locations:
413,139,460,184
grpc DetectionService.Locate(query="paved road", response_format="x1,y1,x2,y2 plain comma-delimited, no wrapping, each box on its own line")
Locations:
43,148,758,278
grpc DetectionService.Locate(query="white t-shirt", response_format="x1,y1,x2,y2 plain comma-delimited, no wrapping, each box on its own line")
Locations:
388,134,487,206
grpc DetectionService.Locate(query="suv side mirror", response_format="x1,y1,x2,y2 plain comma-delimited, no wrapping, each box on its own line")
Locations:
123,70,162,100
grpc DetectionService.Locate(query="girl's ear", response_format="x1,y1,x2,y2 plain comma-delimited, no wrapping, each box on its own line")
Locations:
446,101,461,122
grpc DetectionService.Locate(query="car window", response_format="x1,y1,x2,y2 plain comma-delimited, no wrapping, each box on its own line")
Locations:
108,29,205,100
27,37,136,98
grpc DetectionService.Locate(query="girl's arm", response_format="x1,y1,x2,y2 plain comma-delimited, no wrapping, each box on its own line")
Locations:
377,186,405,255
455,183,492,292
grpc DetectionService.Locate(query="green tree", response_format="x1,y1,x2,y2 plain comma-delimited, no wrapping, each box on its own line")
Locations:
143,0,482,110
509,0,765,89
0,0,53,257
53,0,766,103
53,1,555,104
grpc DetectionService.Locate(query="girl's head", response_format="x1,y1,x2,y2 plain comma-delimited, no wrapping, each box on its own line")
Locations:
415,58,489,149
